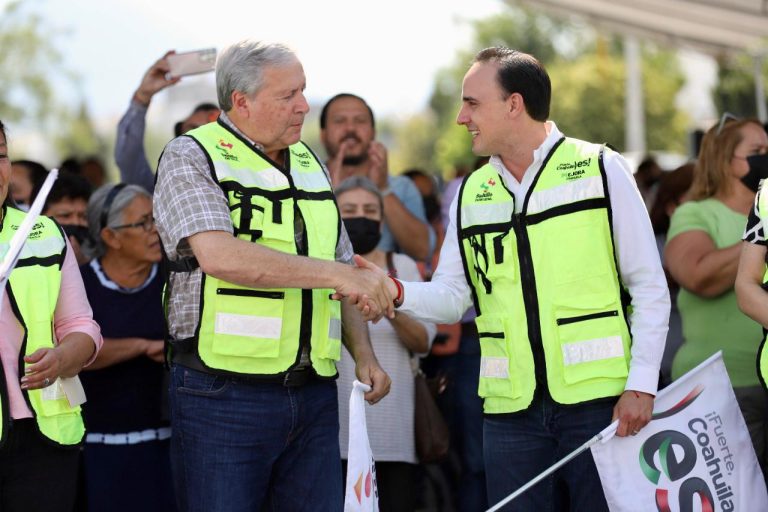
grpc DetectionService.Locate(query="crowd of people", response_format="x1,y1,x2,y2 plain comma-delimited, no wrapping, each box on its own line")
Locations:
0,37,767,512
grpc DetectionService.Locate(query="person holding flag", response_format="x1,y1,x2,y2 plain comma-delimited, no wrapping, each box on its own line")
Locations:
357,47,670,511
0,119,103,512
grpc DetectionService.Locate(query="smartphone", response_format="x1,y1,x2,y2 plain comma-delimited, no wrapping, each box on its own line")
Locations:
167,48,217,78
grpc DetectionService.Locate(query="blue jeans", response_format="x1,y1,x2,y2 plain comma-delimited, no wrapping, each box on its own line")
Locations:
169,365,343,512
483,395,613,512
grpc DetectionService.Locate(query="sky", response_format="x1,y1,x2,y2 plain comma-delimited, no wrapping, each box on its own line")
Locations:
8,0,507,123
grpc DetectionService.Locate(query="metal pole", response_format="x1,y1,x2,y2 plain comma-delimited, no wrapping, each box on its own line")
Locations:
485,430,609,512
624,35,646,154
754,53,767,123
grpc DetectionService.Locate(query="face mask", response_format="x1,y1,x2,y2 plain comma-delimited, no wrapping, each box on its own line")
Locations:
61,224,92,245
740,153,768,193
343,217,381,255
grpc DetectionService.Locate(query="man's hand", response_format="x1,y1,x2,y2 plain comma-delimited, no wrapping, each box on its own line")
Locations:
355,354,391,404
332,255,394,322
612,390,654,437
327,138,354,187
133,51,181,106
145,340,165,364
367,141,389,190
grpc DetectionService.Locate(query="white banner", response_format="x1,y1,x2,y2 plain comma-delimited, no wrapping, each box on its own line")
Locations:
592,352,768,511
344,380,379,512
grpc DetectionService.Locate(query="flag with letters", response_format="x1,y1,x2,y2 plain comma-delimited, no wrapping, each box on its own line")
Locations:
591,352,768,511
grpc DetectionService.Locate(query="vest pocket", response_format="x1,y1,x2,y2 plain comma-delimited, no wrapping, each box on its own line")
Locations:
310,291,342,361
554,299,628,385
475,316,521,400
210,288,286,358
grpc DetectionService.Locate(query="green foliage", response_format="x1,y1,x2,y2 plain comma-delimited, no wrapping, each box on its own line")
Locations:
713,54,768,118
393,5,689,177
0,1,63,124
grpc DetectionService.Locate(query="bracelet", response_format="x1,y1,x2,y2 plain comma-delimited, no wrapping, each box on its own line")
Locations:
388,275,403,307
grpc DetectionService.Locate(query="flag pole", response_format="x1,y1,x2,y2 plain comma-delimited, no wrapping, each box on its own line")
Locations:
485,427,612,512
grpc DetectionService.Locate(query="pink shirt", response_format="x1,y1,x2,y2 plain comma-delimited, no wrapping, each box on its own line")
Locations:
0,238,102,419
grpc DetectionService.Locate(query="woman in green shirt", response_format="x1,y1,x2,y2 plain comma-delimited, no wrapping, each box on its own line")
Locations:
665,116,768,478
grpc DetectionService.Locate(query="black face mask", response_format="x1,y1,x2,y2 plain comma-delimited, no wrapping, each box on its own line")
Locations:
61,224,92,245
343,217,381,255
740,154,768,193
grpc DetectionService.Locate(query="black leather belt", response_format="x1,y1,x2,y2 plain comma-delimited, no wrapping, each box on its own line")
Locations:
170,339,316,387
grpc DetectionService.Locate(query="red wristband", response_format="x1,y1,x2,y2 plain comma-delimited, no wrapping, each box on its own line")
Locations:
388,275,403,307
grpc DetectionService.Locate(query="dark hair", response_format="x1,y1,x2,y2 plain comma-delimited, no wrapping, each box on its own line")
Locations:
649,163,694,235
11,159,49,191
0,120,12,208
473,47,551,121
0,119,5,141
174,103,220,136
319,93,375,129
32,170,92,212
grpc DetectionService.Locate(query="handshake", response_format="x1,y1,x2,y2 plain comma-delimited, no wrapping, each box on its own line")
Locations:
332,255,401,322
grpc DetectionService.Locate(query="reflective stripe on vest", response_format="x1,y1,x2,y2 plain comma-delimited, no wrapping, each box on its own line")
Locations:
458,138,631,414
184,121,341,377
0,207,85,447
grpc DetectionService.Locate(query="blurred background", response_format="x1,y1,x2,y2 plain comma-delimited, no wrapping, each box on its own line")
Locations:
1,0,766,181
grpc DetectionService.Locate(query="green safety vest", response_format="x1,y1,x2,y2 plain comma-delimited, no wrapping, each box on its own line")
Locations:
0,207,85,447
458,137,632,414
756,181,768,390
181,121,342,377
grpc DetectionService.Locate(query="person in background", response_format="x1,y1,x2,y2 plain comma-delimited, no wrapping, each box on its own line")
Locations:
78,183,174,510
320,93,434,262
0,119,102,512
31,171,93,265
635,155,663,212
115,51,219,193
10,159,48,210
666,116,768,472
648,163,694,387
335,176,436,512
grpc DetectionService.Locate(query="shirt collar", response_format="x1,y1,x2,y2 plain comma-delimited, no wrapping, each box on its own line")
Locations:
219,112,265,153
489,121,562,178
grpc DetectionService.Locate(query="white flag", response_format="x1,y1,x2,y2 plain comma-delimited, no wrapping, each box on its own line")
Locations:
591,352,768,511
344,380,379,512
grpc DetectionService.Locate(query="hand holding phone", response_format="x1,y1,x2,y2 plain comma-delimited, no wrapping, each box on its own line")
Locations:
166,48,216,78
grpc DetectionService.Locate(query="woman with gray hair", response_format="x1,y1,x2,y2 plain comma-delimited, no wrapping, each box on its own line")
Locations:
78,183,175,510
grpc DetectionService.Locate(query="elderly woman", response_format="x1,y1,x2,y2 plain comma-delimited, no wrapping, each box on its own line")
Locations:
0,119,102,512
335,176,436,512
79,183,174,510
665,116,768,476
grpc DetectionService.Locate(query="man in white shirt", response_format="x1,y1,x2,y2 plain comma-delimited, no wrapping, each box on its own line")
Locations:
362,47,669,511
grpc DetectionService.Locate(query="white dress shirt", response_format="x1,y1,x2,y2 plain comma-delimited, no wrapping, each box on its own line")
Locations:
399,122,670,395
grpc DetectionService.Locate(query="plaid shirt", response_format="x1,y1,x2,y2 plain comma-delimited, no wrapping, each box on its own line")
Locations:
154,113,353,340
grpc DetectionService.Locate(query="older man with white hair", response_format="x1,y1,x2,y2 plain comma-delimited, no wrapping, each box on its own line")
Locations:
154,40,392,511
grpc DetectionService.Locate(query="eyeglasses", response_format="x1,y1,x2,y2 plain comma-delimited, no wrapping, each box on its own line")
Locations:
716,112,740,136
111,216,155,232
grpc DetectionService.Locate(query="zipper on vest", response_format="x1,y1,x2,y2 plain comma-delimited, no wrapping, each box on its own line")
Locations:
511,213,547,395
216,288,285,300
556,310,618,326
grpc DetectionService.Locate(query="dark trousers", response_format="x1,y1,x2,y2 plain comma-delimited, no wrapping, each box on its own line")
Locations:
0,418,80,512
484,395,613,512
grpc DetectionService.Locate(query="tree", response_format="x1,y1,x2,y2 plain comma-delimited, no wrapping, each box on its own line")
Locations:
713,53,768,118
0,1,64,124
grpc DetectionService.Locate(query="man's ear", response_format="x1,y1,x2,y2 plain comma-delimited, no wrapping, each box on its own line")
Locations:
508,92,525,118
231,90,250,118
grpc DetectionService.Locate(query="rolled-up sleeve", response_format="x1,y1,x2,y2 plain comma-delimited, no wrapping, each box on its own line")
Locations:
54,239,102,366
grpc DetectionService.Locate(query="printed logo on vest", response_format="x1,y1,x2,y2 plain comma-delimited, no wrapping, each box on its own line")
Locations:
216,139,239,162
475,178,496,202
27,222,44,240
557,158,591,181
291,149,312,168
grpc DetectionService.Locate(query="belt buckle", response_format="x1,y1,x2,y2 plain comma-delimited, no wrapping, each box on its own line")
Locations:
283,368,310,387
